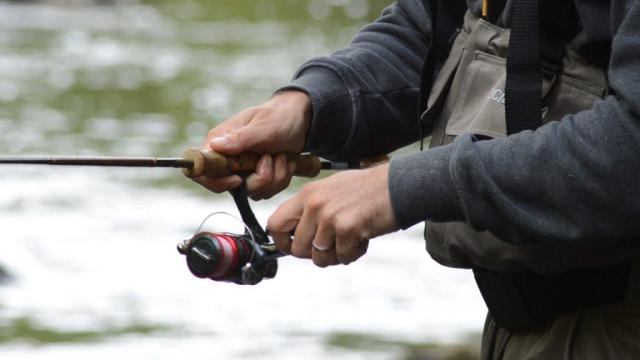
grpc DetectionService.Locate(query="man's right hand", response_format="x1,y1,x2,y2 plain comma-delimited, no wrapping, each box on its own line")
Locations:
194,90,312,200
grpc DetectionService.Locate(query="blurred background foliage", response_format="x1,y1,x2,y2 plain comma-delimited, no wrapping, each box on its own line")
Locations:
0,0,393,191
0,0,391,157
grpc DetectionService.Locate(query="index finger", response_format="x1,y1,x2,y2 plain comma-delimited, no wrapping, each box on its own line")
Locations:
267,195,304,253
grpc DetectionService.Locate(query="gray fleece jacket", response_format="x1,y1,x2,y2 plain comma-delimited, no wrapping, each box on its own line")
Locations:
282,0,640,247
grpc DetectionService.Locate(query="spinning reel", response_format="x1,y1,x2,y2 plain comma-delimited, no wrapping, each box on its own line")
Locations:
0,148,386,286
175,153,388,285
176,184,284,285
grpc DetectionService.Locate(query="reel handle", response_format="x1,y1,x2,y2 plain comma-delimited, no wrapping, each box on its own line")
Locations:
181,149,321,179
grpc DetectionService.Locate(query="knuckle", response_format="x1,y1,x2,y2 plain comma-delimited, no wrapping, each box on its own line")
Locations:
266,216,283,233
305,194,324,213
317,207,335,224
359,227,371,240
334,218,355,238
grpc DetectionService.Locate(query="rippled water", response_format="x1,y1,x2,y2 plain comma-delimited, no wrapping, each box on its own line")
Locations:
0,1,486,359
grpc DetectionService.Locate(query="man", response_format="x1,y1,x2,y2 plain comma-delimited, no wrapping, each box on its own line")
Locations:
195,1,640,358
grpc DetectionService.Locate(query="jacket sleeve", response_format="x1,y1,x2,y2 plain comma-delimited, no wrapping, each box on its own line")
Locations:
280,0,431,161
389,1,640,246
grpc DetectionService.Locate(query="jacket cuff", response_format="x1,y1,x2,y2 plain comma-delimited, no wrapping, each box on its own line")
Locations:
388,145,465,229
277,65,353,157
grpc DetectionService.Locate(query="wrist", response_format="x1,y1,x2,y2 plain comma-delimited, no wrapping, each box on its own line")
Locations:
268,90,312,153
270,90,311,120
281,66,351,157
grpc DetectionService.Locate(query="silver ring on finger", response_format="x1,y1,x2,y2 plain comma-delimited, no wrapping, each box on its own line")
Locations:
312,242,335,252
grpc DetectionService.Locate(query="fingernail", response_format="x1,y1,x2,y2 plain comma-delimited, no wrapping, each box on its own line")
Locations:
210,135,230,148
260,156,272,175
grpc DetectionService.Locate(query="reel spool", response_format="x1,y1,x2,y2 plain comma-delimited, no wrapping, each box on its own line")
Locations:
177,185,283,285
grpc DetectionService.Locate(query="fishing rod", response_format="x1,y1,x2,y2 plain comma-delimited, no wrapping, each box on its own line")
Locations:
0,148,387,285
0,148,362,179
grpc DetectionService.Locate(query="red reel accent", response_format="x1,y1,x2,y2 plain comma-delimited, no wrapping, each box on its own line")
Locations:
211,233,240,281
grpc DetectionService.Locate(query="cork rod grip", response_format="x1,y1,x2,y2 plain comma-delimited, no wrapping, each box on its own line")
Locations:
181,149,321,179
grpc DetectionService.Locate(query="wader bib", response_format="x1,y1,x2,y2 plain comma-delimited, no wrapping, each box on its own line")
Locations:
421,11,640,359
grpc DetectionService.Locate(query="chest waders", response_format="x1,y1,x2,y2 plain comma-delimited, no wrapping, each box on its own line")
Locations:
421,1,640,359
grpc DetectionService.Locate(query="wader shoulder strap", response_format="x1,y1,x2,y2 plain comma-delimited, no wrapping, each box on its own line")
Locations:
505,0,542,135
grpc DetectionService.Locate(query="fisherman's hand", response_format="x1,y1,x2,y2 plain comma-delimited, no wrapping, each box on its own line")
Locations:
195,90,311,199
267,163,399,267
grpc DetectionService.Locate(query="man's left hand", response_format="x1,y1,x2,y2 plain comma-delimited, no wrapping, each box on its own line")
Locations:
267,163,398,267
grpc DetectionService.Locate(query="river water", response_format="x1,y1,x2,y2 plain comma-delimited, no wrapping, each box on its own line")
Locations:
0,1,486,359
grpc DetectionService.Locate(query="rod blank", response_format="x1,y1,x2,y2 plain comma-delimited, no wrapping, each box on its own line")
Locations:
0,155,193,168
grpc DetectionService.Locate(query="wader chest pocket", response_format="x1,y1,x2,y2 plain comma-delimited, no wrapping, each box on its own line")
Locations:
445,50,556,139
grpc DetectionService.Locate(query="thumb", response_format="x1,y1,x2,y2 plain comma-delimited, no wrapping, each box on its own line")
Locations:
209,125,263,155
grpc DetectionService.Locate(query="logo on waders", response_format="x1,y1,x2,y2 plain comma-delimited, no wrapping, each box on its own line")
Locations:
488,88,549,119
